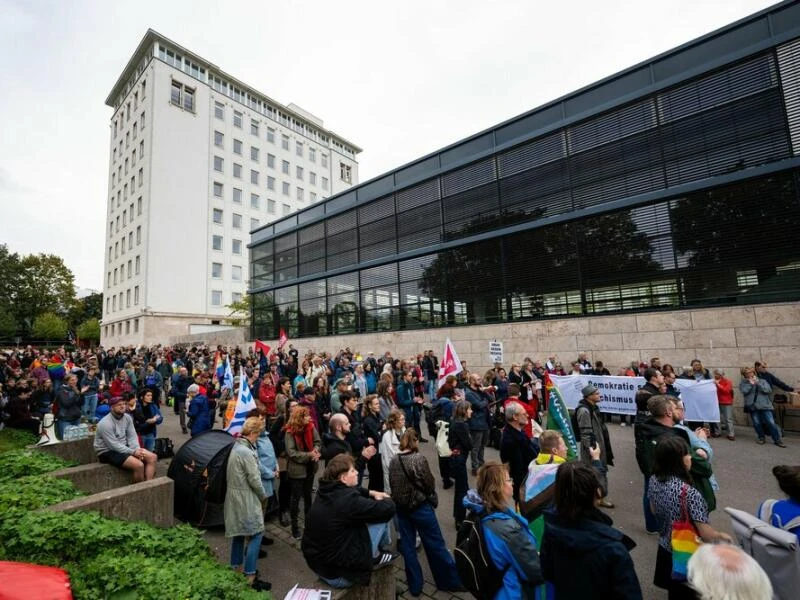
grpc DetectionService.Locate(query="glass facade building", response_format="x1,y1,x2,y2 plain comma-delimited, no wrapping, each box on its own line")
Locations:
250,1,800,340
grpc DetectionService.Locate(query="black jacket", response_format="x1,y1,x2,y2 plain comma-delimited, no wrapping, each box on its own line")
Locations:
302,480,396,586
499,425,539,500
634,382,660,423
321,433,367,471
541,508,642,599
448,420,473,455
633,418,689,476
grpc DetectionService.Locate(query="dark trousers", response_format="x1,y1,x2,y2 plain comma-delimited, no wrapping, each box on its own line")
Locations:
397,503,463,596
278,470,290,513
438,456,452,485
367,453,384,492
290,471,315,528
452,454,468,523
643,476,660,533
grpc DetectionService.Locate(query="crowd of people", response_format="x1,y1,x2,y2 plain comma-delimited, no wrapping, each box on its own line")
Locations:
0,342,797,598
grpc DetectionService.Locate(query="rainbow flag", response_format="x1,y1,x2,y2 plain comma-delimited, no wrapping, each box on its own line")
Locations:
212,351,225,383
46,356,65,380
545,372,578,460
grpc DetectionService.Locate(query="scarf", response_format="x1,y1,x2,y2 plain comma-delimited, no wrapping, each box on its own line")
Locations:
290,421,315,451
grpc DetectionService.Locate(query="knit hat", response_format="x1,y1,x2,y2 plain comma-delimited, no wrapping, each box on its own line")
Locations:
581,384,599,397
108,396,125,407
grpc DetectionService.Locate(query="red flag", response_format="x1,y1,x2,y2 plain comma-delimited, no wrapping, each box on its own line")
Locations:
255,340,271,356
278,328,288,349
437,338,463,385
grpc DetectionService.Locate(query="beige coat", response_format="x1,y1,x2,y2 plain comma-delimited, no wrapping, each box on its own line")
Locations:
224,438,267,538
285,427,321,480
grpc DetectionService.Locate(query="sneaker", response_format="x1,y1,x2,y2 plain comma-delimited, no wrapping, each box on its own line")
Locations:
419,437,429,443
775,441,787,448
727,435,735,441
757,438,766,445
372,551,399,570
251,578,272,592
645,529,660,536
442,480,454,490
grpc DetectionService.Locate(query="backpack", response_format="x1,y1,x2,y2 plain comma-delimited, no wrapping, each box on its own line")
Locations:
725,507,800,600
454,512,508,599
153,437,174,459
426,401,443,437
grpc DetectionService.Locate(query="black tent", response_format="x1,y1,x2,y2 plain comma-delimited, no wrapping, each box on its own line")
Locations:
167,429,235,527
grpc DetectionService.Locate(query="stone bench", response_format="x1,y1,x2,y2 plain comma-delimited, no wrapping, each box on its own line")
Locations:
35,436,98,465
49,461,170,495
45,476,174,527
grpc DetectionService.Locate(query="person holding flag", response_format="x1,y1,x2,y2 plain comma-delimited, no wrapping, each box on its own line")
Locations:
436,338,463,389
226,368,258,437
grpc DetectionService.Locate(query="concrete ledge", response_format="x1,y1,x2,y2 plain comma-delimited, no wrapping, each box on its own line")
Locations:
45,476,174,527
50,461,170,495
34,436,97,465
315,566,396,600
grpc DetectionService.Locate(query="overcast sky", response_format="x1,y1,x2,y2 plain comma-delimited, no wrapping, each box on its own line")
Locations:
0,0,777,290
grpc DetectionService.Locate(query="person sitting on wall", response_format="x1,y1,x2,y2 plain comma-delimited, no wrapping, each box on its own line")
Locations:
94,395,157,482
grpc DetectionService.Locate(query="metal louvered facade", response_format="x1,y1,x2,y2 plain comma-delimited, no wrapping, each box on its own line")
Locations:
250,1,800,340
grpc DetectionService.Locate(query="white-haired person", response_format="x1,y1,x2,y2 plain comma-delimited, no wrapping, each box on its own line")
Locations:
688,543,772,600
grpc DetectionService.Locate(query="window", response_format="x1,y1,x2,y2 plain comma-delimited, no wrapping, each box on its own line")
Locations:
133,123,137,139
282,182,290,195
134,286,139,305
170,80,194,111
267,153,275,168
134,318,139,333
113,296,117,311
140,112,145,130
213,182,223,197
250,217,260,229
309,171,316,185
340,163,352,183
123,183,128,199
282,203,291,215
108,247,112,263
128,232,133,249
281,134,289,150
267,176,275,190
214,131,224,147
171,81,181,104
310,191,317,203
214,156,224,172
232,292,243,304
233,111,242,128
106,299,110,315
233,163,242,178
232,239,242,254
232,213,242,229
250,193,260,209
215,101,224,119
124,158,129,175
135,255,140,274
141,80,146,98
132,149,136,163
321,176,329,190
137,197,142,215
136,226,141,245
296,166,303,180
250,170,259,185
268,199,276,213
114,268,118,284
107,272,112,287
233,187,242,203
211,290,222,306
232,265,242,281
297,187,304,202
296,141,303,157
212,234,223,250
127,260,132,279
282,160,290,174
138,168,143,187
123,210,127,226
251,120,259,136
267,128,275,143
139,140,144,158
183,88,194,111
126,289,131,308
212,262,222,278
233,138,242,155
321,153,328,168
309,148,316,163
250,146,259,161
126,320,130,333
213,208,223,224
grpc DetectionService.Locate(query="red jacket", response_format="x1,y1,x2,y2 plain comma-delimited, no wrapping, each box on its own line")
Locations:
715,377,734,405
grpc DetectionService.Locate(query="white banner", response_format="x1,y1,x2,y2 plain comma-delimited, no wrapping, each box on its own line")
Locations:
672,379,720,423
550,374,644,416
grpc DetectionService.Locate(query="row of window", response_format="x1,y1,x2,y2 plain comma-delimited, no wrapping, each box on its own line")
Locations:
107,255,141,288
104,319,139,339
109,198,143,237
212,206,291,229
110,139,144,206
212,181,318,211
112,78,146,138
212,235,243,254
211,155,330,191
105,286,140,315
211,290,242,307
108,226,142,263
211,262,243,281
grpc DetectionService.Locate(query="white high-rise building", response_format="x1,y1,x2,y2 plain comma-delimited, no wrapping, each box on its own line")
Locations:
100,30,361,346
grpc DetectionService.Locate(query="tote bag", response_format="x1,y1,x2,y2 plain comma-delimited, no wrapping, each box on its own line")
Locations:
671,483,701,581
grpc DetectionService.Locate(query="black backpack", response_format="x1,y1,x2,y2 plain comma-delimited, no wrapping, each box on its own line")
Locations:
454,512,508,599
153,437,174,459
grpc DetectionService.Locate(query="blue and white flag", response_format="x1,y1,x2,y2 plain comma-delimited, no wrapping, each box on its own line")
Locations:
222,359,234,390
225,367,256,436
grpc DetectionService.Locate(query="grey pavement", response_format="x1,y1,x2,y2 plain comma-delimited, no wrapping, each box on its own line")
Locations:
156,402,798,599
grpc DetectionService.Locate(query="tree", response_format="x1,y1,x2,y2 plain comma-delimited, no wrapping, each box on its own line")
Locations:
13,254,77,334
76,318,101,343
32,312,68,341
0,245,22,313
225,295,252,326
67,292,103,329
0,306,18,340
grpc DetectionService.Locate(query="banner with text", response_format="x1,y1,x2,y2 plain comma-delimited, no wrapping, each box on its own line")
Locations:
550,374,643,415
672,379,720,423
488,340,504,364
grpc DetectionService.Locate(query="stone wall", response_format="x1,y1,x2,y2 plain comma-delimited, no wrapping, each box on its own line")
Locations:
275,302,800,409
168,326,248,347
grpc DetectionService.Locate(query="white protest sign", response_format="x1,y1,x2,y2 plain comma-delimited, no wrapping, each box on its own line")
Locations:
550,374,643,416
488,340,503,364
672,379,720,423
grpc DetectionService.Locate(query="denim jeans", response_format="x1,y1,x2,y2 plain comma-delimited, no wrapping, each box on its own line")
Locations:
643,476,660,533
398,503,463,595
751,409,781,443
82,394,98,421
141,433,155,452
230,533,262,576
426,378,436,400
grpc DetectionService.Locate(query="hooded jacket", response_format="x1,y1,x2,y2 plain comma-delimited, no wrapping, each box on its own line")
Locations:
541,508,642,599
302,479,396,586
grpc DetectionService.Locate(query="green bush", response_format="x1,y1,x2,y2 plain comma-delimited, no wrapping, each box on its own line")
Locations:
0,449,75,484
0,475,82,515
0,428,37,453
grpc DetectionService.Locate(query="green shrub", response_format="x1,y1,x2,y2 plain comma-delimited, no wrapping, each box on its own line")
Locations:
0,449,75,484
0,475,82,515
0,428,37,453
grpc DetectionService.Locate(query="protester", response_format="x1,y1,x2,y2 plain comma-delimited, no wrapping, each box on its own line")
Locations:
379,409,405,492
284,405,321,539
449,399,473,530
740,366,786,447
224,416,271,592
388,429,463,596
137,388,162,451
465,373,491,476
94,396,157,482
757,465,800,540
499,401,539,504
688,543,772,600
541,462,642,599
361,394,385,492
574,384,614,508
186,383,212,437
710,369,735,440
